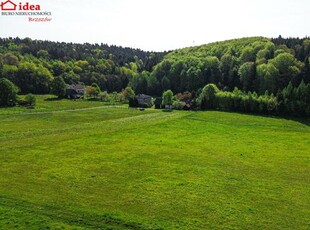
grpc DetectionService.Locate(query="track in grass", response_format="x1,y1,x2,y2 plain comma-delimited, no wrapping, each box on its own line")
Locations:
0,99,309,229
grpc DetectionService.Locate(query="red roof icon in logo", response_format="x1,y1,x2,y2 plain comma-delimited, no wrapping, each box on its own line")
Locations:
1,0,17,11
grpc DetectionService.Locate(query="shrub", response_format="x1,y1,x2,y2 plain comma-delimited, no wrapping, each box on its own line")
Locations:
18,94,36,107
106,92,124,105
25,93,36,106
0,78,19,107
172,100,186,110
17,99,29,106
99,91,108,101
122,87,135,101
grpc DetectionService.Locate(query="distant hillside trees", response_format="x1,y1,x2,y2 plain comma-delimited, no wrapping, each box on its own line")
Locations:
150,37,309,96
1,61,54,94
0,36,309,116
0,37,167,95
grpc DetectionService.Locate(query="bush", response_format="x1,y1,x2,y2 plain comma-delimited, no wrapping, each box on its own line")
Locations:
25,93,36,106
172,100,186,110
99,91,108,101
17,99,29,106
0,78,19,107
122,87,135,101
18,94,36,107
106,92,125,105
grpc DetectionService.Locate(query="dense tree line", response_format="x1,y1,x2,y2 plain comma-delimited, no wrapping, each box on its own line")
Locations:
0,36,309,116
0,37,167,94
166,81,309,116
0,37,167,65
141,36,309,116
195,82,310,116
277,80,310,115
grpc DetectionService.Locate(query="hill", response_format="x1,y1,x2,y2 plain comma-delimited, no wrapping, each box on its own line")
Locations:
149,36,310,95
0,37,167,93
1,36,309,96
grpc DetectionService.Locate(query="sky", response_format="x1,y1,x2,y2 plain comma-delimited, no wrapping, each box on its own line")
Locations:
0,0,309,51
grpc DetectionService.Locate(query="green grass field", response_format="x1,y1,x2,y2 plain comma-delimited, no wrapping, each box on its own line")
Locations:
0,96,309,229
0,95,121,115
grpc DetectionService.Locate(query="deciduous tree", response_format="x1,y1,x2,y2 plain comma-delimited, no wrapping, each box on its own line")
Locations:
51,76,67,98
162,90,174,108
0,78,19,107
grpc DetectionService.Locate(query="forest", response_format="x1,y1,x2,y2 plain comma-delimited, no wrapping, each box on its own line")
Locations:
0,36,309,116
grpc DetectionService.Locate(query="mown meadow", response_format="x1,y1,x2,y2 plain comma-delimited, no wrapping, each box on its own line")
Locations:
0,96,309,229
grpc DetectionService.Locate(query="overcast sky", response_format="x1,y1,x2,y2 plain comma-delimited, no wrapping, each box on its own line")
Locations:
0,0,309,51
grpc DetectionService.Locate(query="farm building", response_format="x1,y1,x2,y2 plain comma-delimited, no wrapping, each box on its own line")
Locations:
135,94,153,108
66,84,85,99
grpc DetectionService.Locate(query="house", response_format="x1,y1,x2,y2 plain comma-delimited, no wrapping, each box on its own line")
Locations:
154,97,163,109
1,0,17,10
66,84,85,99
135,94,153,108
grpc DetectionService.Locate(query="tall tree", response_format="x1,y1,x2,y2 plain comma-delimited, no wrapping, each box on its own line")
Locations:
256,63,279,94
198,83,219,110
50,76,67,98
0,78,19,107
238,62,256,92
162,90,174,108
270,53,303,89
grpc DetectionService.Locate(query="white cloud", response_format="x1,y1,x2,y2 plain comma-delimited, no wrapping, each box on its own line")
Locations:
0,0,309,51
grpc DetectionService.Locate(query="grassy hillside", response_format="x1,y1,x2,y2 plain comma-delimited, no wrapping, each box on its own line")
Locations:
0,95,118,115
0,97,309,229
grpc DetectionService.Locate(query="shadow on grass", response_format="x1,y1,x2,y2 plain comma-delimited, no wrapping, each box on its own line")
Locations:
269,114,310,126
0,195,152,229
209,109,310,127
232,111,310,126
44,97,62,101
182,109,310,126
162,109,173,112
86,98,100,102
